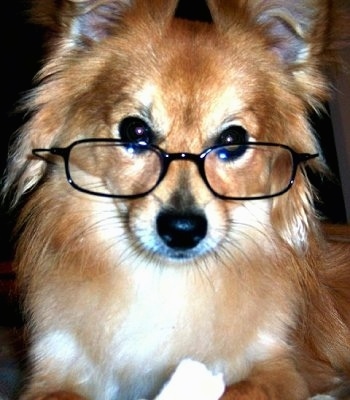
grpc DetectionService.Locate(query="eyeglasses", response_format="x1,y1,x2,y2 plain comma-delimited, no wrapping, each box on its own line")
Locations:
32,139,318,200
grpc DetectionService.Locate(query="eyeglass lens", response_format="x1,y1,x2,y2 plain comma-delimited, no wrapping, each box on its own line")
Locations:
204,144,293,198
68,142,162,197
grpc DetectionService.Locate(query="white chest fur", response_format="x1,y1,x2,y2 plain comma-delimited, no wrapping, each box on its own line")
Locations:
31,260,295,400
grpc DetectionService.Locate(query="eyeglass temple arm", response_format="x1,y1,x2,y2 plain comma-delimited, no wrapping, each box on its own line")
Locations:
295,152,319,164
32,148,68,165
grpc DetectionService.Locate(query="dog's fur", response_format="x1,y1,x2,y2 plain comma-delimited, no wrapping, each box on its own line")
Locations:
3,0,350,399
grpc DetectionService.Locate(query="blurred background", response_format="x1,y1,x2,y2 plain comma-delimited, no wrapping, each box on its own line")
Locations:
1,0,349,263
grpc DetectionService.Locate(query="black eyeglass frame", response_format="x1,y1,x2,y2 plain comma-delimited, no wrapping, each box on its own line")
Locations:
32,139,318,201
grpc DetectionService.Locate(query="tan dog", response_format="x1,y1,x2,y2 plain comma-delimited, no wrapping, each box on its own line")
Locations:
3,0,350,399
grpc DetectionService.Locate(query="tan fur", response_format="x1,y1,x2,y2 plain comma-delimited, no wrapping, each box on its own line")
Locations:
3,0,350,399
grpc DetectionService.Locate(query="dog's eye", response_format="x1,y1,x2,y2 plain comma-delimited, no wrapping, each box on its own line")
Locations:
119,117,154,144
215,126,248,161
216,125,248,146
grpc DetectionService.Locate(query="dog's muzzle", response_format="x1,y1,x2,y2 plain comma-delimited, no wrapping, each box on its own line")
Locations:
156,209,208,251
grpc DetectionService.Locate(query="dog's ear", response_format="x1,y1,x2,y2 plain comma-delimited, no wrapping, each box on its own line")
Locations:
31,0,178,47
3,0,180,206
206,0,348,251
207,0,349,108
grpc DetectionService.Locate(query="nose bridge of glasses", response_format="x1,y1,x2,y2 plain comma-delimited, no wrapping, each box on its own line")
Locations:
161,151,205,184
166,152,200,163
164,151,204,177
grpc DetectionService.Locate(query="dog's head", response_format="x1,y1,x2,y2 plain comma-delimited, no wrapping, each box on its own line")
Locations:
5,0,347,266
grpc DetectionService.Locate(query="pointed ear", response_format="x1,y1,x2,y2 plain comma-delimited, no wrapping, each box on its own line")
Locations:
207,0,349,107
206,0,244,30
31,0,179,46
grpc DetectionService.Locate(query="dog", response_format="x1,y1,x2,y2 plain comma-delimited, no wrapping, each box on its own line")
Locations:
3,0,350,399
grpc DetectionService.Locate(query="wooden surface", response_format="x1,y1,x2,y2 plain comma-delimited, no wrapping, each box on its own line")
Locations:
322,223,350,243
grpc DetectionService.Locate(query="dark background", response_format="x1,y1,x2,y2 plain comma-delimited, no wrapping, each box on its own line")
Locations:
1,0,347,262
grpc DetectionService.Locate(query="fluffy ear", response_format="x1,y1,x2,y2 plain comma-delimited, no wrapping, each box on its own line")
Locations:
207,0,349,108
3,0,180,206
31,0,178,47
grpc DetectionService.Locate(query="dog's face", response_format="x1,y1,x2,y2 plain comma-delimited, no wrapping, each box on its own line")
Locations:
105,23,304,263
10,0,333,272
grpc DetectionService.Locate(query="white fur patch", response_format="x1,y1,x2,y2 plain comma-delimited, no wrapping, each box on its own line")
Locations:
33,331,83,366
135,83,156,109
32,331,119,399
246,330,289,365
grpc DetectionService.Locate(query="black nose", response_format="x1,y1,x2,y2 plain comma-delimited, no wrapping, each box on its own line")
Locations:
156,210,208,250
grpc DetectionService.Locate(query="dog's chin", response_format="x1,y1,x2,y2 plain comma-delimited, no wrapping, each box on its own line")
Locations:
142,239,212,261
